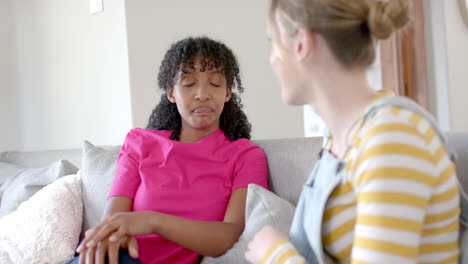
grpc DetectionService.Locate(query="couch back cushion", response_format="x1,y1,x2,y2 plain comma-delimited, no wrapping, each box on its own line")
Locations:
446,132,468,194
0,149,82,169
0,160,78,217
81,141,120,233
253,137,323,206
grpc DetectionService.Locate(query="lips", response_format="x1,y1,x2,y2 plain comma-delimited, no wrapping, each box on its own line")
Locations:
193,106,214,114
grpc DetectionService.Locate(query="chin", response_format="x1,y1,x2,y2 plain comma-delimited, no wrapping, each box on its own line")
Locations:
282,91,305,106
192,121,216,130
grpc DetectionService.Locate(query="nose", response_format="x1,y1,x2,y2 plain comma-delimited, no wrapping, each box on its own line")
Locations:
194,84,211,102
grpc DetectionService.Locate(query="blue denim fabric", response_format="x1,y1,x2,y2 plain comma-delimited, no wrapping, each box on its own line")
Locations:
66,250,141,264
289,149,343,264
460,187,468,228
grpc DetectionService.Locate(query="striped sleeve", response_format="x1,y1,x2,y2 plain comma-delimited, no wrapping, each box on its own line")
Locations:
349,108,459,264
260,239,306,264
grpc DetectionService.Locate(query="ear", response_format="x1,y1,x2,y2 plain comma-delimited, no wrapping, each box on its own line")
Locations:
225,87,232,102
294,29,315,63
167,89,176,103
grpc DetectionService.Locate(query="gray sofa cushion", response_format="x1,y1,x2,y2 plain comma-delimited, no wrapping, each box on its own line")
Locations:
81,141,120,232
0,149,82,169
0,160,78,217
202,184,295,264
253,137,323,206
461,226,468,264
446,132,468,194
0,162,24,202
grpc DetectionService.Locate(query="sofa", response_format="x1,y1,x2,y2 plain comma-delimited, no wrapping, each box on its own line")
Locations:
0,133,467,263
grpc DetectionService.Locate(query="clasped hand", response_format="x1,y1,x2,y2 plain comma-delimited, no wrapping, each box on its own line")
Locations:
76,211,154,264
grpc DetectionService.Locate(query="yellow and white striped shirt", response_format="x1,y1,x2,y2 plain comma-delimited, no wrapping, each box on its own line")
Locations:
262,95,460,264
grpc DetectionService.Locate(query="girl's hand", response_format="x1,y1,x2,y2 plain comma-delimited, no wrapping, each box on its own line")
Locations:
245,226,287,264
78,235,138,264
77,211,155,253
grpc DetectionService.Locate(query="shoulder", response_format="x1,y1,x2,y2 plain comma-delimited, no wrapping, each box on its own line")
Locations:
353,106,440,152
346,106,444,183
121,128,173,153
227,139,268,187
224,138,267,161
345,107,440,186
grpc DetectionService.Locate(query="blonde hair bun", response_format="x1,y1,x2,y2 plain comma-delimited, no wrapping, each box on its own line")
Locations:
367,0,411,40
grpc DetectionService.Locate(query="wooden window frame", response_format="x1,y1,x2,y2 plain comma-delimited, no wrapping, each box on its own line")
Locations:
380,0,429,109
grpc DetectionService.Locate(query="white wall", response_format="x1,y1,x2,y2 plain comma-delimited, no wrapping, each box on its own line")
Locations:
443,0,468,131
124,0,304,140
5,1,463,152
0,0,21,151
426,0,468,132
11,0,132,151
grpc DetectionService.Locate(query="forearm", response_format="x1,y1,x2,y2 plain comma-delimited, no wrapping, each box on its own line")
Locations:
246,227,306,264
262,240,305,264
102,196,133,220
150,212,244,257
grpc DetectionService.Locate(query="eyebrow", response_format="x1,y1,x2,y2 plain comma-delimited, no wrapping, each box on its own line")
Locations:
180,70,224,75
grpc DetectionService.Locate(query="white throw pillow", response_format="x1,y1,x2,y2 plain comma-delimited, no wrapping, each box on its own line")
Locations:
202,184,296,264
0,173,83,264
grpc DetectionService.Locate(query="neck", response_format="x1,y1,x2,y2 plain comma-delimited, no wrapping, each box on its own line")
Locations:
308,66,377,156
178,124,219,143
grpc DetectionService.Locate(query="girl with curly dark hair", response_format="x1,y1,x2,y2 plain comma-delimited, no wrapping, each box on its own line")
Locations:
73,37,268,264
148,36,252,141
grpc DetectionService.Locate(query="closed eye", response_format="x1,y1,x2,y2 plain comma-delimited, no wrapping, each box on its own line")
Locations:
183,83,195,87
210,83,220,87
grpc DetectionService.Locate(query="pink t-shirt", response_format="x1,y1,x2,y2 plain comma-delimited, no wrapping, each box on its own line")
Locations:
108,128,268,264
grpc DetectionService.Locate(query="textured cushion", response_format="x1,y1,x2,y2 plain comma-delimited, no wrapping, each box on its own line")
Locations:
0,160,78,217
81,141,121,232
0,173,82,264
202,184,295,264
253,137,322,206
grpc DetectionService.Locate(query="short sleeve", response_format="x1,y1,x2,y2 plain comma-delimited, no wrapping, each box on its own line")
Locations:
232,144,269,191
108,129,142,199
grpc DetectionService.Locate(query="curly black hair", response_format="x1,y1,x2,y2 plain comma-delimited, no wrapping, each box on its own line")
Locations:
146,36,252,141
